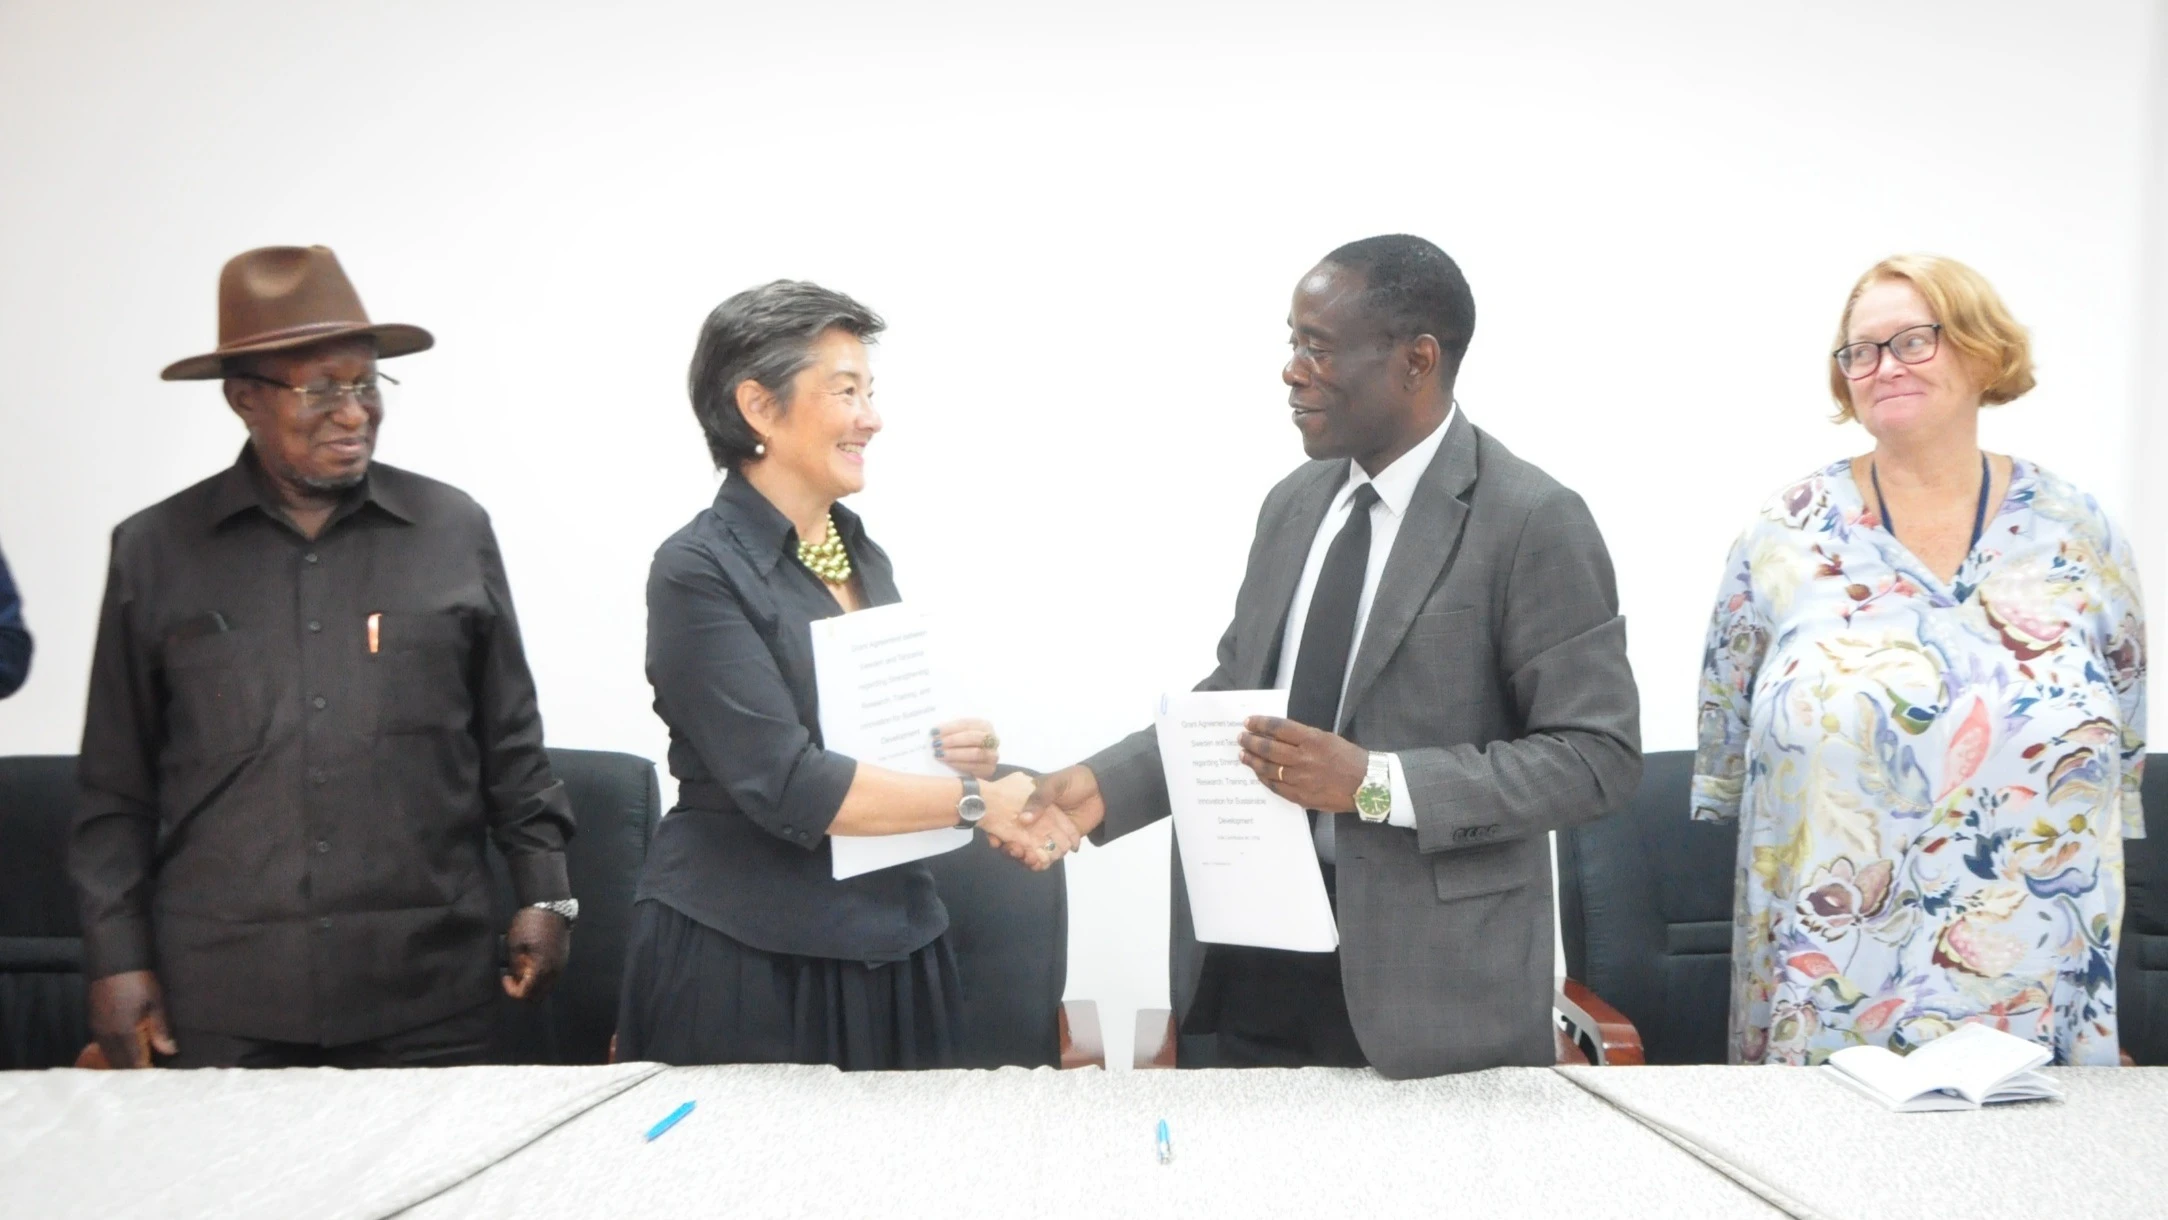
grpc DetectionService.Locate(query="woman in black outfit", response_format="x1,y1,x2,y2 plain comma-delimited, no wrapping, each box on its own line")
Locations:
617,280,1078,1069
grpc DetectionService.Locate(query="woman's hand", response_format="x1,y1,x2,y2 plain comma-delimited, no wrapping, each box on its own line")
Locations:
934,718,1002,780
978,771,1078,871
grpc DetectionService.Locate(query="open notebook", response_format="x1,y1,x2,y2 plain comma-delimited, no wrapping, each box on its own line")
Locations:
1822,1023,2063,1111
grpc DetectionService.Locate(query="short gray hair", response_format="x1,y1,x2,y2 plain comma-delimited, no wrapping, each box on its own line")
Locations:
687,280,885,470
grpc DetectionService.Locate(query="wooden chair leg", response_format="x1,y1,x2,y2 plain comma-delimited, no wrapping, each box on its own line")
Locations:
1554,1023,1592,1065
1059,1000,1105,1069
1133,1008,1177,1070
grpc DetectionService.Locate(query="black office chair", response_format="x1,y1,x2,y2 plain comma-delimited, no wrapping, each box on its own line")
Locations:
0,755,88,1070
0,746,658,1070
926,838,1102,1069
489,747,660,1066
2120,757,2168,1066
1555,749,1739,1065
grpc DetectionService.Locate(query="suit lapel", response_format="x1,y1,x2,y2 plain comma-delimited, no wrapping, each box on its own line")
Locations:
1339,410,1480,728
1238,461,1343,687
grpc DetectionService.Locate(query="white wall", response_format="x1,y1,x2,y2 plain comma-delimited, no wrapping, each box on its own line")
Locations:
2141,4,2168,651
2,0,2160,1070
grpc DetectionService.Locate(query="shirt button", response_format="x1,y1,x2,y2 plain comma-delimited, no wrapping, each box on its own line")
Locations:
309,770,328,785
317,917,332,931
304,552,320,565
307,620,322,633
311,695,328,710
315,840,331,854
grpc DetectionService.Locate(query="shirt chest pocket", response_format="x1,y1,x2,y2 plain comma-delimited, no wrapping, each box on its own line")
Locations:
1406,605,1480,641
1386,606,1498,715
373,611,475,735
163,630,269,760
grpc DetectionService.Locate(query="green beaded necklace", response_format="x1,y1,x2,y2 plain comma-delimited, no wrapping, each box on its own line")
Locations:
796,513,853,585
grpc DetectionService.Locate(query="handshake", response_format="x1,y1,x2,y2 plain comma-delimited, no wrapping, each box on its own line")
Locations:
933,718,1102,872
965,767,1104,872
936,710,1368,873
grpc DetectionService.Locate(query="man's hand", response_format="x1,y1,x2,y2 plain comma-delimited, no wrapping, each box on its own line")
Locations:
502,907,570,1000
979,771,1078,871
1018,764,1106,840
1240,716,1366,813
87,970,177,1068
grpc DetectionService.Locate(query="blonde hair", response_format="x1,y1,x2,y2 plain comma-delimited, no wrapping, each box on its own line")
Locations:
1827,253,2035,422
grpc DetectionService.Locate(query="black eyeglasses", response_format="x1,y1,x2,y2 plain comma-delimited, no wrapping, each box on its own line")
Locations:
1833,324,1941,379
231,370,398,412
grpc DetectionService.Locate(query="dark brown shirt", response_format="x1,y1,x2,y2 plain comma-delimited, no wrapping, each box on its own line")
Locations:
72,448,573,1044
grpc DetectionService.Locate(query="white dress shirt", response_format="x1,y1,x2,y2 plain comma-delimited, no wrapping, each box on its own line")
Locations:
1272,408,1454,860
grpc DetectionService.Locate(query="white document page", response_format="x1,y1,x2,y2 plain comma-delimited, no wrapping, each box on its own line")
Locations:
1155,689,1338,952
810,602,972,880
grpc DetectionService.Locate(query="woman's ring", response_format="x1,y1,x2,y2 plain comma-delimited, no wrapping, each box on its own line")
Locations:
984,732,1000,752
1043,838,1059,854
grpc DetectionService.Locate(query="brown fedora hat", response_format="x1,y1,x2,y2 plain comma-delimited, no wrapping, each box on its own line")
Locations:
160,245,434,381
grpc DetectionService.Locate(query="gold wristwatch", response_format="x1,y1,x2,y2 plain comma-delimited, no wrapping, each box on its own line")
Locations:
1355,752,1393,823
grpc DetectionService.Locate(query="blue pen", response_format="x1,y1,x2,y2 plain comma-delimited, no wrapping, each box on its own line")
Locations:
645,1101,696,1142
1155,1118,1172,1164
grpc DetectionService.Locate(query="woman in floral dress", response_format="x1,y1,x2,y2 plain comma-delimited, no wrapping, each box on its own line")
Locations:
1693,254,2145,1066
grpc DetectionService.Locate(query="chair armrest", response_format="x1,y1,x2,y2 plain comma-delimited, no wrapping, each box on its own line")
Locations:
1133,1007,1177,1070
1554,978,1645,1066
1059,999,1105,1070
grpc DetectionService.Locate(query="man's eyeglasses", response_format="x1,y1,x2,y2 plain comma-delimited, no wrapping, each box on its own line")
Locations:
231,370,398,412
1833,324,1941,380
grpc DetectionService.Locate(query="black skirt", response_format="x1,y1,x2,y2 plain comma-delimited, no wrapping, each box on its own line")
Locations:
615,899,960,1070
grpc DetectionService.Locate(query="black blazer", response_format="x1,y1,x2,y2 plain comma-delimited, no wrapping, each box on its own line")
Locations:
633,476,947,961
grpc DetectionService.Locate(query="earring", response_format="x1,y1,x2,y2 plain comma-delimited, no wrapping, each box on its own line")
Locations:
753,442,766,457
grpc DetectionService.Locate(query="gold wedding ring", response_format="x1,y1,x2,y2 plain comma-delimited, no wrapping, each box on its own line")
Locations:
1277,764,1286,783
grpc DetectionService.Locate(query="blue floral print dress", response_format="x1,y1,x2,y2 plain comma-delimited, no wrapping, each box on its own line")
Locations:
1693,458,2146,1066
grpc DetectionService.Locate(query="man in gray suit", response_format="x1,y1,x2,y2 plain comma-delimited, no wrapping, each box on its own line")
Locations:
1021,234,1641,1079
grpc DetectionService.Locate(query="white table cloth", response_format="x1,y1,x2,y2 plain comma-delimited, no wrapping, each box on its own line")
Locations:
1559,1064,2168,1220
12,1061,2166,1219
0,1062,661,1220
398,1064,1786,1219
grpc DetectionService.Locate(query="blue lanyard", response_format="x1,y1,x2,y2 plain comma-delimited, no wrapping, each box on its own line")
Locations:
1872,451,1990,553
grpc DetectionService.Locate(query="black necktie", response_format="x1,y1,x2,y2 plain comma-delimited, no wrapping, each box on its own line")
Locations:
1287,483,1379,737
1286,483,1378,885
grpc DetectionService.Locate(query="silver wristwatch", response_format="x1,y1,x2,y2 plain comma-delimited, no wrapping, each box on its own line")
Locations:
954,777,987,830
530,898,580,927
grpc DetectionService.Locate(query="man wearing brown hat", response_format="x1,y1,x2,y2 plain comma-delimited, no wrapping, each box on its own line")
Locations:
72,246,578,1068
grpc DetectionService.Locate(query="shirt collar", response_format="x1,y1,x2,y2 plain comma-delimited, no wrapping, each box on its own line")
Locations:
713,473,868,575
206,444,416,531
1337,402,1456,518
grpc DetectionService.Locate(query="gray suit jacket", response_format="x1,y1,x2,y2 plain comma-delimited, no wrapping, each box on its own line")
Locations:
1086,410,1641,1079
